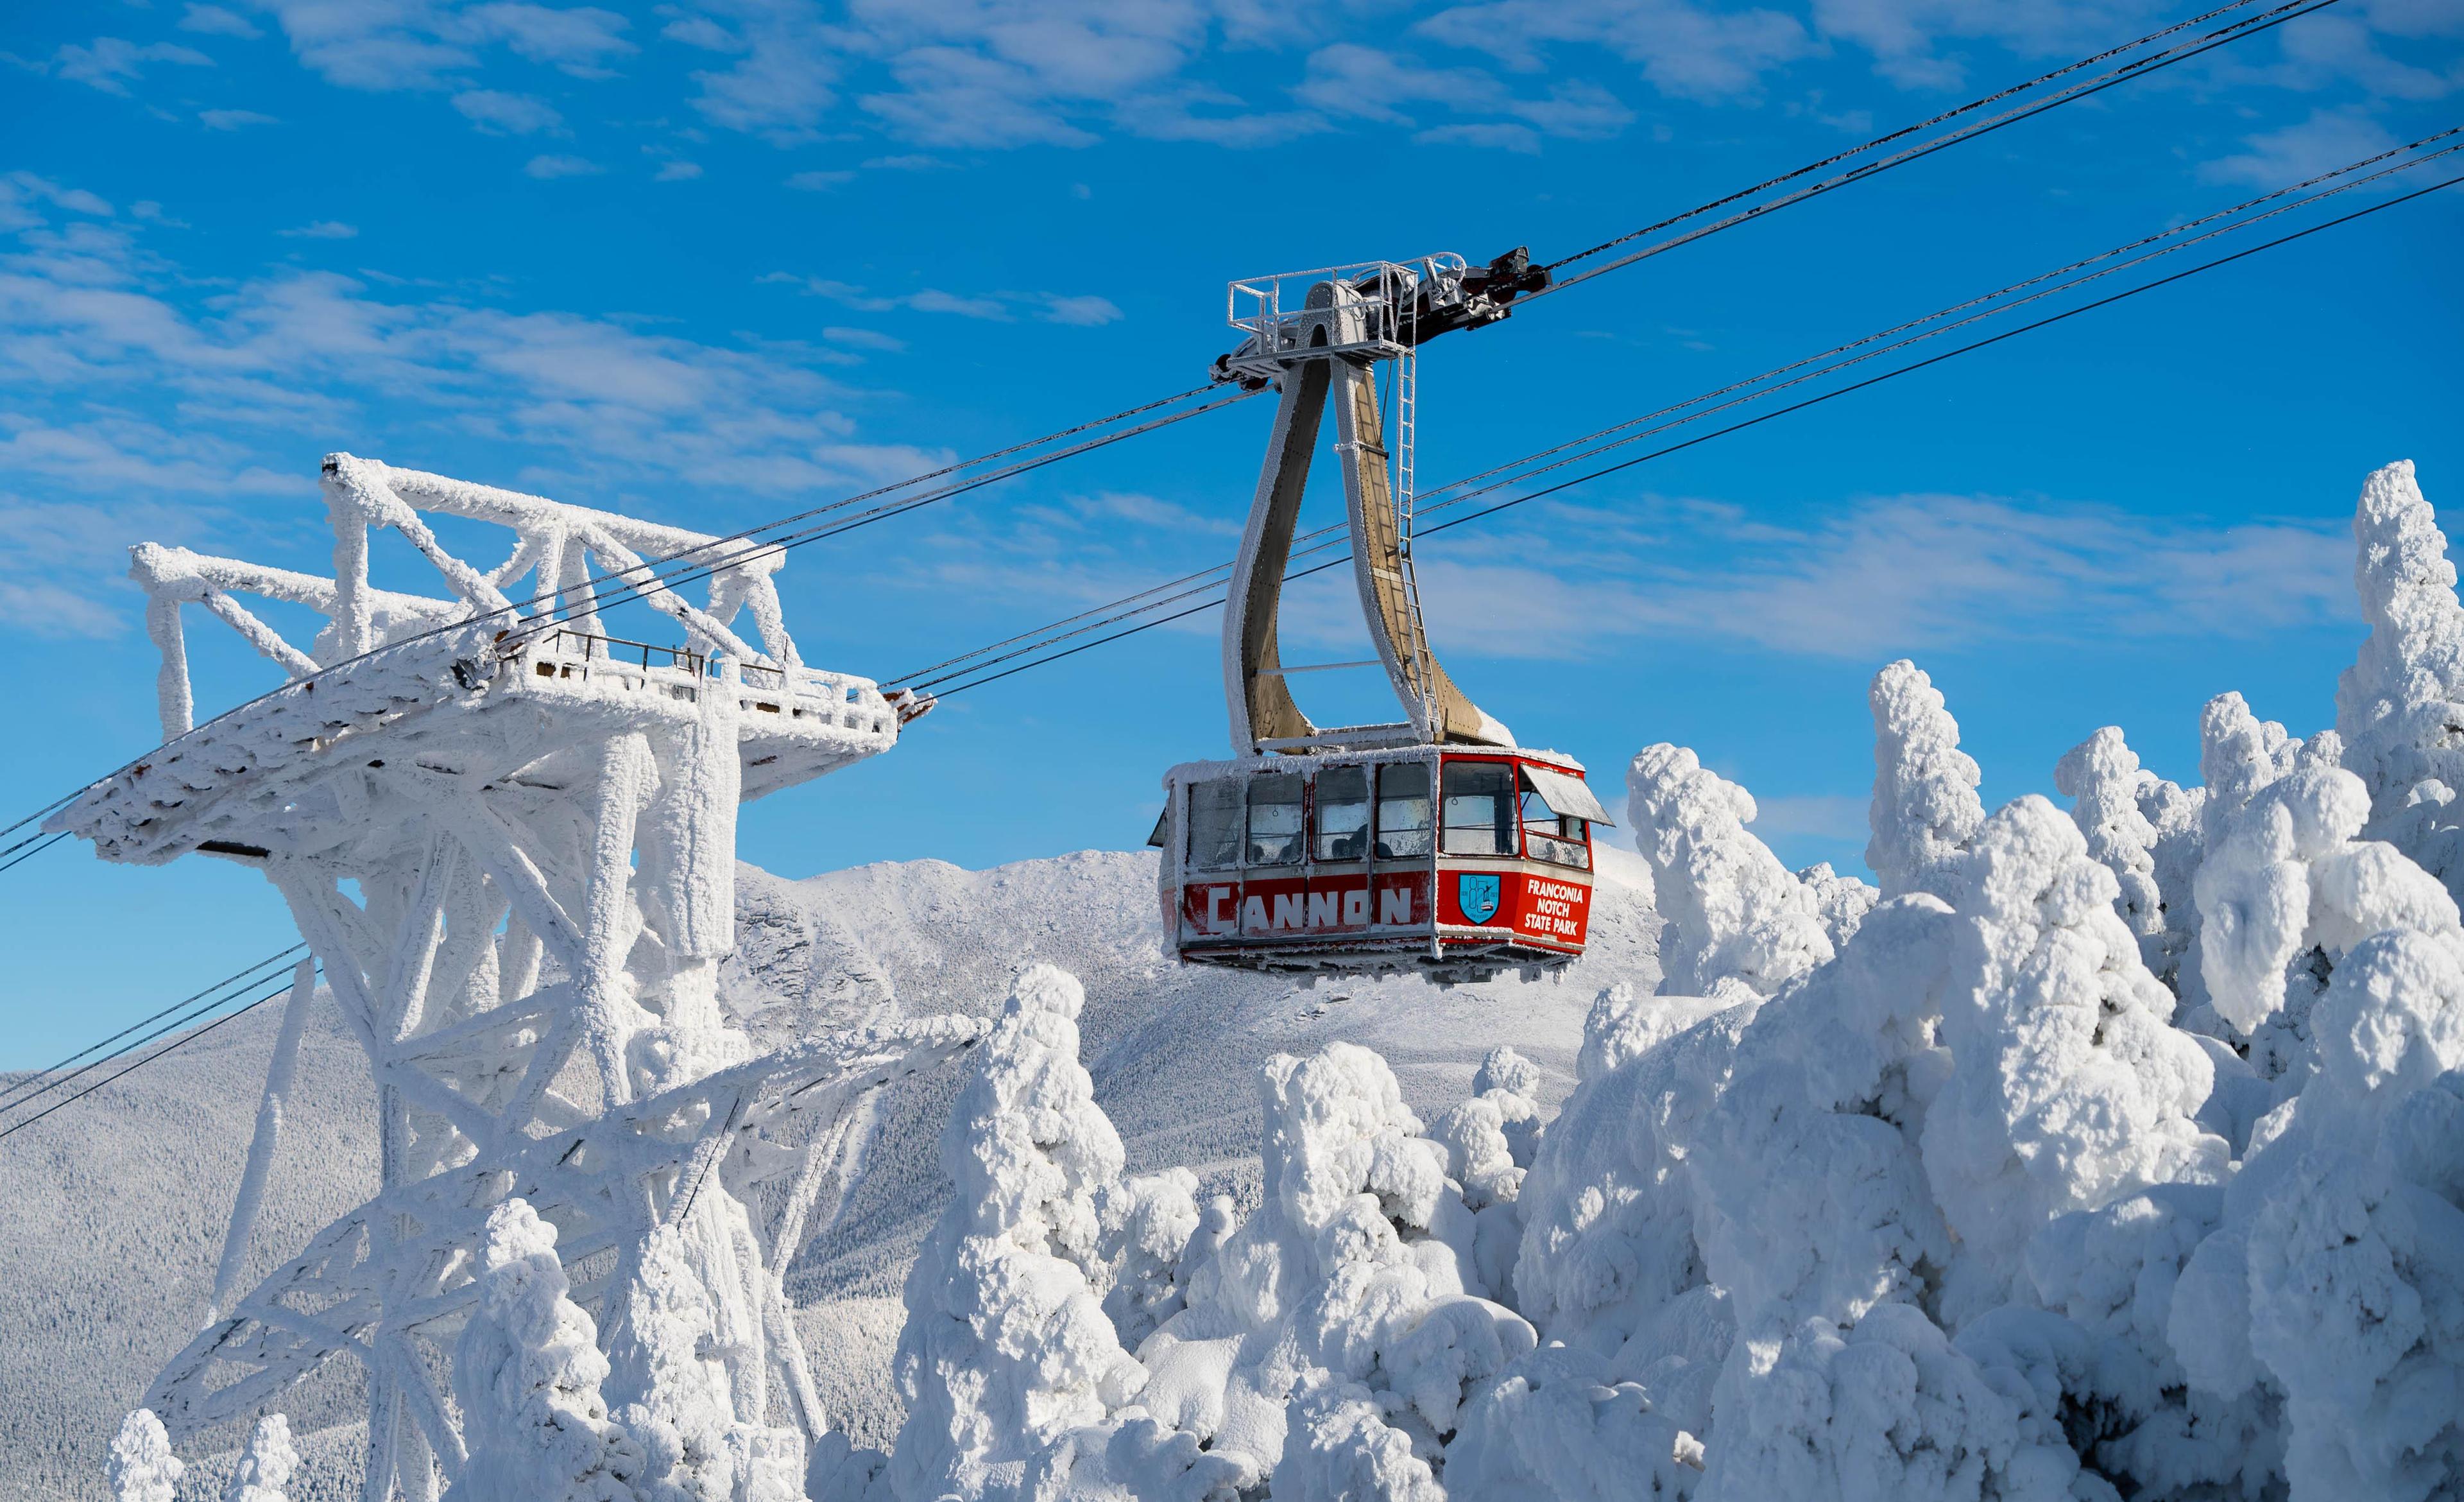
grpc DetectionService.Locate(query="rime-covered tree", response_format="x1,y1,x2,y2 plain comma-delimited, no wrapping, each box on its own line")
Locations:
2338,458,2464,900
1139,1042,1532,1494
448,1198,646,1502
888,964,1233,1502
1867,660,1984,900
107,1410,182,1502
1628,743,1832,997
224,1415,297,1502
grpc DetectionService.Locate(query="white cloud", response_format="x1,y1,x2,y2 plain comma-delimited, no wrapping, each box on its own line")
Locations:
453,88,563,134
1385,492,2352,664
1416,0,1810,103
252,0,629,91
277,220,359,239
4,173,114,219
2200,108,2406,191
199,107,280,128
907,287,1011,319
678,1,842,141
524,153,604,178
654,160,705,180
1037,293,1123,326
823,325,905,352
179,4,262,40
1295,44,1632,147
1416,121,1541,153
785,169,855,189
52,37,216,96
789,277,1125,325
0,180,957,630
462,3,634,77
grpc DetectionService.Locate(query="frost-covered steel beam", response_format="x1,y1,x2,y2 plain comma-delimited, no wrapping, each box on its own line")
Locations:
142,1017,983,1441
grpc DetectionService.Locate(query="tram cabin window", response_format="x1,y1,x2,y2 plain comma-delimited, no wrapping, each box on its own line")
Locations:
1247,773,1305,865
1186,778,1243,871
1521,782,1591,869
1315,766,1370,861
1376,763,1433,858
1441,761,1516,857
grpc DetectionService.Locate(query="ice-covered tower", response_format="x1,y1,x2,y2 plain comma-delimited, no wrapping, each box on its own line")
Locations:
49,455,970,1501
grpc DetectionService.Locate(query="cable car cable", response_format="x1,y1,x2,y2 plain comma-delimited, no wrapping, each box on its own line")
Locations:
494,387,1258,652
0,944,310,1118
887,119,2454,693
1532,0,2343,298
896,134,2455,692
0,970,306,1148
919,158,2462,700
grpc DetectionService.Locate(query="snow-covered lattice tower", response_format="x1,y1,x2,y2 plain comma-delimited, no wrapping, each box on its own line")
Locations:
49,454,970,1501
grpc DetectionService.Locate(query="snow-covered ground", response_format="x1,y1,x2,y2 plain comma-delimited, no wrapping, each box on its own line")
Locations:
0,842,1659,1500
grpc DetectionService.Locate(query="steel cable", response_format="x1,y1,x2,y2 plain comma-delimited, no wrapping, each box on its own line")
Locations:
917,151,2462,699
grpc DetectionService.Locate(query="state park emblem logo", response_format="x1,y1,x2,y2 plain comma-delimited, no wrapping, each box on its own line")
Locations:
1458,873,1500,924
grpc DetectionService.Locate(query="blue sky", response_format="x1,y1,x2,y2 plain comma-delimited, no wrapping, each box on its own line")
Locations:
0,0,2459,1065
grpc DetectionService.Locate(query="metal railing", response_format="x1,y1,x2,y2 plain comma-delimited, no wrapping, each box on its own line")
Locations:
542,628,706,677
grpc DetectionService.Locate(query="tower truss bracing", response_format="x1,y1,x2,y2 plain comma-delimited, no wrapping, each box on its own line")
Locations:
51,454,959,1500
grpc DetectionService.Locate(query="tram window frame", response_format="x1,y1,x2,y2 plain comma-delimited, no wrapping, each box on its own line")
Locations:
1185,778,1244,872
1313,765,1371,863
1519,784,1592,870
1440,759,1516,858
1247,772,1305,866
1375,761,1433,859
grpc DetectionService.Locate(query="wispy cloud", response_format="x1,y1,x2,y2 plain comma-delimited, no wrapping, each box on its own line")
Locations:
178,4,262,40
51,37,216,96
1380,492,2353,664
524,153,603,178
0,172,950,634
783,276,1124,326
2200,107,2406,190
1414,0,1810,103
199,107,280,129
453,88,562,134
276,220,358,239
249,0,631,91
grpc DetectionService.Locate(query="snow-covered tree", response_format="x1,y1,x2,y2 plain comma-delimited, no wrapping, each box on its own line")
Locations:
1094,1166,1204,1351
224,1414,296,1502
1628,743,1833,997
2337,458,2464,901
888,963,1229,1502
1867,659,1985,899
601,1219,802,1502
1924,795,2227,1322
2056,725,2192,986
1508,991,1747,1465
1795,862,1879,951
448,1198,646,1502
1140,1042,1532,1493
2172,925,2464,1501
108,1410,182,1502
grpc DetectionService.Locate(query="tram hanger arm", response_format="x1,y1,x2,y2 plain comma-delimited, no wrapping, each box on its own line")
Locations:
1210,246,1550,389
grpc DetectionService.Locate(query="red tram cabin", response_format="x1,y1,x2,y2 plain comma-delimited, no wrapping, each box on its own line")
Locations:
1152,747,1611,981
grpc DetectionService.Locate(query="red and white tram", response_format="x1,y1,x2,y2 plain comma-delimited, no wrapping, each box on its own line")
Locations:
1156,745,1609,979
1153,251,1609,981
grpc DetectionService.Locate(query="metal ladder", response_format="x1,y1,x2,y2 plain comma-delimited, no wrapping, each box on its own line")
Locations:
1389,276,1435,729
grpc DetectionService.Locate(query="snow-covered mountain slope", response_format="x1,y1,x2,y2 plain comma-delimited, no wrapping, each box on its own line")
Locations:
0,843,1658,1498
